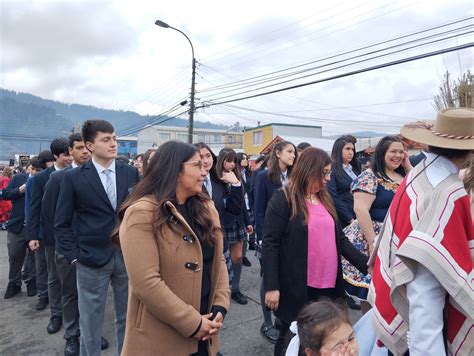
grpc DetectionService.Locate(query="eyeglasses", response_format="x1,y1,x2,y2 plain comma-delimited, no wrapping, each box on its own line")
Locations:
182,160,203,169
323,170,332,177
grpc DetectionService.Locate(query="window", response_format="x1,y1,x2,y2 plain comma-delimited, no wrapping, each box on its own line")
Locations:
159,132,171,140
213,135,223,143
253,131,263,145
228,135,234,143
177,134,188,142
197,134,206,142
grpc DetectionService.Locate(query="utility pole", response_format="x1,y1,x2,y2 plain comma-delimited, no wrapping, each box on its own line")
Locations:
189,58,196,144
155,20,196,143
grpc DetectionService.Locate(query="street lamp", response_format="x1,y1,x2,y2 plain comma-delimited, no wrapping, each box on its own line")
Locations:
155,19,196,144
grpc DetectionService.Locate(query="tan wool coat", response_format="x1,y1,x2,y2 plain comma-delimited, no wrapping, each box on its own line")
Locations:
119,197,230,356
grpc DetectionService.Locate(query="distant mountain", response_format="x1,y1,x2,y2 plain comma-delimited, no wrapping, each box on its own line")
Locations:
351,131,388,138
327,131,388,139
0,88,228,160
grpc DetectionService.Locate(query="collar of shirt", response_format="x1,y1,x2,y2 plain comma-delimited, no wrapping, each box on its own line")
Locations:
281,170,288,185
342,163,354,172
92,157,116,174
71,162,78,169
424,152,459,188
53,163,66,171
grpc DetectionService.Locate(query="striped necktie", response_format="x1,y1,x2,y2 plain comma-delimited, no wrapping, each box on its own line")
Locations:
204,175,212,198
103,169,117,210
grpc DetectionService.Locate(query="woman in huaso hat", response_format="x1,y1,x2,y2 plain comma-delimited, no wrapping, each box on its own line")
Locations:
368,107,474,355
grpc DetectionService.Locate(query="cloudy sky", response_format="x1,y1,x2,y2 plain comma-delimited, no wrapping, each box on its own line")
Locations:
1,0,473,136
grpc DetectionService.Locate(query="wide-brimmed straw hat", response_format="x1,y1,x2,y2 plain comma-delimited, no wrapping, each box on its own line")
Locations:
400,107,474,150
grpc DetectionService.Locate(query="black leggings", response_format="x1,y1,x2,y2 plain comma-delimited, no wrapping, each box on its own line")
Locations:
274,320,291,356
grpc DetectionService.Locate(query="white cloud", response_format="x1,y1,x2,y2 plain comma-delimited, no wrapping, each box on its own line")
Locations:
1,0,472,134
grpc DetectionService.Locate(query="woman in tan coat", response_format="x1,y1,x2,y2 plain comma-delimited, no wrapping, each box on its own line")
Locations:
113,140,230,356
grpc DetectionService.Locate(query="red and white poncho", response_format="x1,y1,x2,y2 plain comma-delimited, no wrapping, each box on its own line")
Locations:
368,162,473,355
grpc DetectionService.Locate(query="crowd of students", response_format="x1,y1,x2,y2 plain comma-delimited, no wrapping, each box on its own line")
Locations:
0,107,473,356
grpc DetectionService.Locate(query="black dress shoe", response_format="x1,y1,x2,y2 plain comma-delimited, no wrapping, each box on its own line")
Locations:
100,336,109,350
346,295,361,310
47,316,62,334
64,336,79,356
26,280,37,297
36,297,49,311
231,291,248,305
242,257,252,267
4,283,21,299
260,323,279,343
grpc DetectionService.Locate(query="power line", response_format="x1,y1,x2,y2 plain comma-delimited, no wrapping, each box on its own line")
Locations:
197,42,473,108
221,104,411,128
271,97,433,112
225,103,417,121
122,108,190,137
118,101,188,136
204,1,411,69
200,1,360,62
198,17,472,93
199,29,472,103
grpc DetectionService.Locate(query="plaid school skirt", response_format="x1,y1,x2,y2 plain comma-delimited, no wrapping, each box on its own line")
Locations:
224,221,247,244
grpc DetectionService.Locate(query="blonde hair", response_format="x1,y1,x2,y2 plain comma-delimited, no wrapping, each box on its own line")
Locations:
2,166,13,178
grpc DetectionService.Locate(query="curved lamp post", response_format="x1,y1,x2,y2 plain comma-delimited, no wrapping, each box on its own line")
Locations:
155,19,196,144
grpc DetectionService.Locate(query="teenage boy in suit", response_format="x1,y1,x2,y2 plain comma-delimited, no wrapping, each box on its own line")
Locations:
44,133,109,355
28,138,72,334
55,120,139,356
3,165,36,298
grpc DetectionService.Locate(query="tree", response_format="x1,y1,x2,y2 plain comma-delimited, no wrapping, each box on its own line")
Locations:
433,70,473,110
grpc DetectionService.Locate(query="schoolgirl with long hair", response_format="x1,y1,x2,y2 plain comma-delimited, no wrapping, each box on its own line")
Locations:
215,148,253,305
237,152,255,265
254,140,297,342
327,136,361,228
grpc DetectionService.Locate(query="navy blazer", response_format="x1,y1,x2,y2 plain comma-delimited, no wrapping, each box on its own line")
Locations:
253,169,280,241
2,173,28,234
262,189,369,324
54,160,139,267
43,167,72,256
206,175,249,229
327,170,356,227
27,166,56,245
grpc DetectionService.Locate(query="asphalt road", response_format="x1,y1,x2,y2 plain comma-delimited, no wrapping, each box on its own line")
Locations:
0,230,361,355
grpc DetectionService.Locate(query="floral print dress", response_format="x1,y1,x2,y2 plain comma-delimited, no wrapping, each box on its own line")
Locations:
341,169,399,301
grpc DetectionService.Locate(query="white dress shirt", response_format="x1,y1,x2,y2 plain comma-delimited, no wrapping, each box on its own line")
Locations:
343,163,357,180
204,174,212,199
281,170,288,186
53,163,66,172
92,158,117,197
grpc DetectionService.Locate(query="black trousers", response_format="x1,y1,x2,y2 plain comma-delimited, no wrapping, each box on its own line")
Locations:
55,251,79,339
7,228,35,285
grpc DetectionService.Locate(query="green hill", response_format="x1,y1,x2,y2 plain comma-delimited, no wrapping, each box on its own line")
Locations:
0,88,227,160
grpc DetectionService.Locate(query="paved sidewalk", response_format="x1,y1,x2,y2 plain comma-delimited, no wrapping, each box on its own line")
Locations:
0,230,361,355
